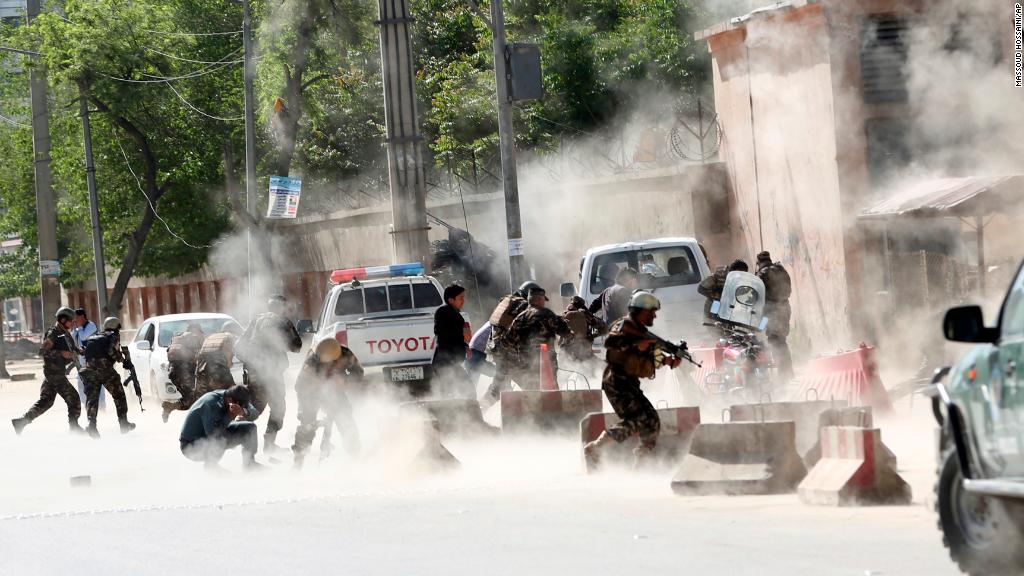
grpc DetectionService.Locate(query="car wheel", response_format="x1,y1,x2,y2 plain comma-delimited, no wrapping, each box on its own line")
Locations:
936,449,1024,575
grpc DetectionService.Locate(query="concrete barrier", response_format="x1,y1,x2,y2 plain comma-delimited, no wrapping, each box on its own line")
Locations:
402,416,460,473
580,407,701,473
400,399,499,437
798,426,911,506
501,389,604,434
795,343,893,413
802,406,895,468
728,400,845,466
671,421,808,496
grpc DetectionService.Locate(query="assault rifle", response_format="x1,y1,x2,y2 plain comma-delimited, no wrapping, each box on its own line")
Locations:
647,331,702,368
121,345,145,412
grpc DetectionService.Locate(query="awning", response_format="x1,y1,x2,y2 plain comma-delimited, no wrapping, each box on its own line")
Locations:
859,175,1024,220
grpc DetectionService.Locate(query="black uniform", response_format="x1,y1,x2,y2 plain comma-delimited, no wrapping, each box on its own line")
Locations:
431,303,472,398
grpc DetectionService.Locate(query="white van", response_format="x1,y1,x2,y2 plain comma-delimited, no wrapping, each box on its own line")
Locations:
560,237,711,342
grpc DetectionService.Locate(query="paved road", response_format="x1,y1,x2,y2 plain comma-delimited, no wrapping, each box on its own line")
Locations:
0,358,961,575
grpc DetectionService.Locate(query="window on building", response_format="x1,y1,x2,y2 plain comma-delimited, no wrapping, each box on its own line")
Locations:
860,15,910,104
865,117,911,188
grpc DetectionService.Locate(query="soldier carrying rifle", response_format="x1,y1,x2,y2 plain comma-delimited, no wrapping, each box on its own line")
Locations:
584,291,687,469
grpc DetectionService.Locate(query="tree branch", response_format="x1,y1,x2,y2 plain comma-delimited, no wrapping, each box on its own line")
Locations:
300,73,331,92
462,0,493,30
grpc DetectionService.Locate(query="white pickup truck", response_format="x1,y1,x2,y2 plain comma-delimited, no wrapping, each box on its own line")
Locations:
307,263,467,390
559,237,711,343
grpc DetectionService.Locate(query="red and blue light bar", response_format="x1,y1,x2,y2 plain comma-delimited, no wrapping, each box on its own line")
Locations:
330,262,425,284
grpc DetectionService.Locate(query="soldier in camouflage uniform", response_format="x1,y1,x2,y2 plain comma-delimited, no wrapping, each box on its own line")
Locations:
480,282,534,410
584,292,682,469
755,251,793,381
81,317,135,438
191,322,242,404
240,295,302,452
560,296,607,362
161,322,206,422
11,307,84,435
292,338,364,468
503,287,572,391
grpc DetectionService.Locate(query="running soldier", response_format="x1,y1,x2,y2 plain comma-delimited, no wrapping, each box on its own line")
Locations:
11,307,84,435
480,281,535,410
81,317,135,438
161,322,206,422
560,296,607,362
755,251,794,381
240,295,302,452
292,339,364,468
583,292,682,468
502,287,572,390
192,321,243,402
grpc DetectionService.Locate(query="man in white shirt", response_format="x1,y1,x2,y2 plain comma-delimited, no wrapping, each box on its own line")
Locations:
72,308,102,409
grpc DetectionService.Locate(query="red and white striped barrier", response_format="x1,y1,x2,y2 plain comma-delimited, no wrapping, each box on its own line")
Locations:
580,407,701,473
500,389,604,433
798,426,911,506
795,343,893,413
687,345,725,394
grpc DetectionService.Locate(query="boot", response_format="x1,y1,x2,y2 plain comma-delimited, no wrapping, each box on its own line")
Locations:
263,430,283,454
583,431,614,470
160,403,174,423
86,422,101,439
632,444,655,470
11,417,29,436
69,420,85,435
119,419,136,434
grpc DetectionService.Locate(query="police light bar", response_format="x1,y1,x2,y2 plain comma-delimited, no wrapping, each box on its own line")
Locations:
330,262,424,284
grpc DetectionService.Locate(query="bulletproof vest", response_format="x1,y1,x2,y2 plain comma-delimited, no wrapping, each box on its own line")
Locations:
759,263,792,302
489,295,527,330
604,319,656,379
168,333,203,363
563,310,590,338
84,332,116,362
199,332,235,363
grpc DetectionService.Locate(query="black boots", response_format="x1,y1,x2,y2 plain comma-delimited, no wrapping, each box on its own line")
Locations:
11,417,28,435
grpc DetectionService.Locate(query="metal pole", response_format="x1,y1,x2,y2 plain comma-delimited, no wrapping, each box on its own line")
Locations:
26,0,62,325
489,0,526,289
242,0,257,320
79,88,108,317
0,306,10,379
976,215,985,297
376,0,431,267
697,98,705,164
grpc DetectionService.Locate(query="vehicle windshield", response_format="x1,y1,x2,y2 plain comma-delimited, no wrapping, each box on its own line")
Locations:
589,246,701,293
332,281,443,318
157,318,230,347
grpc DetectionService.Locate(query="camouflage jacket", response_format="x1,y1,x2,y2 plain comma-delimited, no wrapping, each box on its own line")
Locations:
197,332,237,367
40,324,75,371
168,332,204,364
487,294,529,354
603,317,657,383
240,312,302,370
505,306,571,361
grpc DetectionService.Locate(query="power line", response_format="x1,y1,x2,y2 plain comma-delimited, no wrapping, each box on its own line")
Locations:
0,113,30,129
141,29,241,37
145,46,244,66
114,135,223,250
98,57,238,83
163,80,243,122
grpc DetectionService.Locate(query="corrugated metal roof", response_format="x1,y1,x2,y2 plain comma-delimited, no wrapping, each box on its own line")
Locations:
859,175,1024,219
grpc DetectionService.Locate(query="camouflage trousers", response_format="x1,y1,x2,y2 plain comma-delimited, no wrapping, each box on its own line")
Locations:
192,362,235,406
292,381,359,460
247,369,286,434
82,367,128,423
602,379,660,450
164,360,197,412
24,368,81,422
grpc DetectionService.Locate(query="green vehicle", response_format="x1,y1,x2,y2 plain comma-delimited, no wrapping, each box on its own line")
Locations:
930,261,1024,575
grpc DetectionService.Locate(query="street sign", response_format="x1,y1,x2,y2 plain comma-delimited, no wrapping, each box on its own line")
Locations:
267,176,302,219
40,259,60,277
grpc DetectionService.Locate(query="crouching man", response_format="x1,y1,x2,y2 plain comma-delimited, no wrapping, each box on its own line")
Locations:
180,384,263,472
292,339,363,469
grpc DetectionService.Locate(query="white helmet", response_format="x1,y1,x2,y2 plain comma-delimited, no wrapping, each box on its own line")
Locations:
102,317,122,331
628,291,661,311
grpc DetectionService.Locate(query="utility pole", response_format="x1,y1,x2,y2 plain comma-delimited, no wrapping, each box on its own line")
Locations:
26,0,61,325
242,0,258,320
79,87,108,316
376,0,431,267
489,0,526,289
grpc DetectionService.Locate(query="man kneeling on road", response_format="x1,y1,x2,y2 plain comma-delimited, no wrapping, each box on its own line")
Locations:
180,384,263,471
584,291,681,468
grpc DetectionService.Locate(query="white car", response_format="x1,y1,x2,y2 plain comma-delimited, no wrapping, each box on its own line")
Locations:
125,312,244,402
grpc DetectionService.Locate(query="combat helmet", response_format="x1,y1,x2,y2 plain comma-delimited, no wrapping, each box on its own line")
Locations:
628,291,661,312
55,306,75,322
102,317,122,331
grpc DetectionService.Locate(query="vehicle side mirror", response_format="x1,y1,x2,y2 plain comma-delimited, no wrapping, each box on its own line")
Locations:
559,282,576,298
137,341,151,351
296,319,315,334
943,306,998,343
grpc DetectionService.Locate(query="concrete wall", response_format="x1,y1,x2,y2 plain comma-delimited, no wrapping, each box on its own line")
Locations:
707,4,854,353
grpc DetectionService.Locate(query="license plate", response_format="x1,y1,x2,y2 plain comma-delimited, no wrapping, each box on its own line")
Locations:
391,366,424,382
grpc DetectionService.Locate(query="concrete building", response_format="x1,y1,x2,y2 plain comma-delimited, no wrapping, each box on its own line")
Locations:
0,0,24,22
698,0,1022,354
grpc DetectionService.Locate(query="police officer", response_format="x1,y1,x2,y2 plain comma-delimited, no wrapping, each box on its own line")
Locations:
503,287,572,391
242,295,302,453
698,259,748,323
481,281,536,410
161,322,206,422
583,292,682,468
192,321,243,404
560,296,607,363
755,251,793,381
11,307,84,435
81,317,135,438
292,338,364,468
